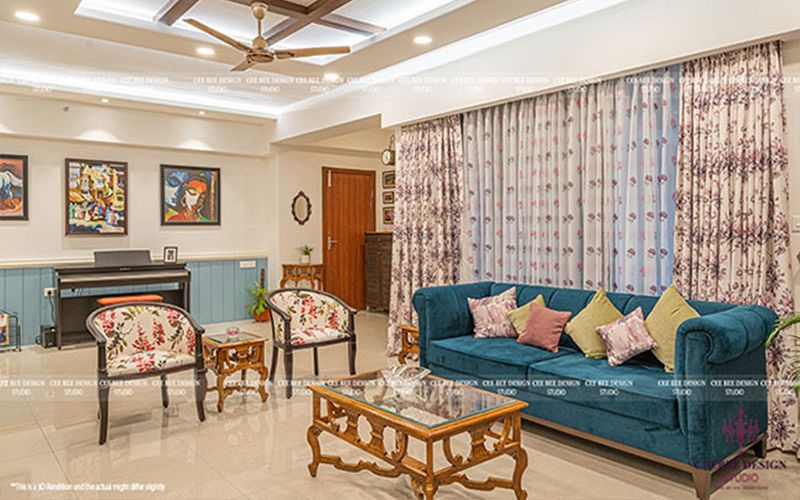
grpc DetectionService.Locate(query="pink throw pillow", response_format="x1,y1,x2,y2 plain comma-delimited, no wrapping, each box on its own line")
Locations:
468,288,517,338
596,307,657,366
517,303,571,352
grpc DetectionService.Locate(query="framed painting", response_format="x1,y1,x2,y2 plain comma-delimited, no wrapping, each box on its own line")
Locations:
0,154,28,221
161,165,220,225
65,159,128,235
382,191,394,206
382,170,396,189
383,207,394,225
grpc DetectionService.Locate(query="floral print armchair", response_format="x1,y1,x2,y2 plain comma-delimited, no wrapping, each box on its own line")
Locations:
267,289,357,398
86,302,207,444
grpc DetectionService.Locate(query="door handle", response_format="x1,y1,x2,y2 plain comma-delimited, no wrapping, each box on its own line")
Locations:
327,236,338,250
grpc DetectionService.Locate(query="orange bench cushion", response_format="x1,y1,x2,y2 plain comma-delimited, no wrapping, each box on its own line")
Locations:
96,294,164,306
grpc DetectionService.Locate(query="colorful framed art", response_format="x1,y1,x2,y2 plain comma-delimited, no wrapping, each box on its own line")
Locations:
65,159,128,235
161,165,221,226
382,170,396,189
383,207,394,225
0,154,29,221
0,310,21,352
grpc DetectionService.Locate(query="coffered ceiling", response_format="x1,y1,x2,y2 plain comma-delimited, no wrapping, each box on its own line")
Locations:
0,0,573,118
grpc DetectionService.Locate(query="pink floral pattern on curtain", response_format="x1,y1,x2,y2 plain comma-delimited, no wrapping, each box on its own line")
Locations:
387,116,464,355
674,42,797,454
463,66,679,294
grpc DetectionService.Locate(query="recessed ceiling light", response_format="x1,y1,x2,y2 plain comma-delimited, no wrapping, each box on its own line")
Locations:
323,72,340,82
15,11,40,23
100,98,110,104
196,47,215,56
413,35,432,45
198,110,206,116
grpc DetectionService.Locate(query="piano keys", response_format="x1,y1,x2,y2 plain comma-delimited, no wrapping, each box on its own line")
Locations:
54,250,191,349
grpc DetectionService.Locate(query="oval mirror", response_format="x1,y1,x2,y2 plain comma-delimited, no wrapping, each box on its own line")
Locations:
292,191,311,225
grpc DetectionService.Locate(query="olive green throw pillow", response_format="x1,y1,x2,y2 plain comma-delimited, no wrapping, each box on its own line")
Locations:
506,295,546,336
565,288,622,358
644,285,699,373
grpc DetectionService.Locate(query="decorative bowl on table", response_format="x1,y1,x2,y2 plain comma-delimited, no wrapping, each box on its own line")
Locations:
380,365,430,398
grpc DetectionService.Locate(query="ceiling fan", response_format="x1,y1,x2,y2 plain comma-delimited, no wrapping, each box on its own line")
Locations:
185,2,351,72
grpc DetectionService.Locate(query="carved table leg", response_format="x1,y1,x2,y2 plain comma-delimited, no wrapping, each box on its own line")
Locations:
216,374,226,413
307,425,323,477
257,365,269,403
511,447,528,500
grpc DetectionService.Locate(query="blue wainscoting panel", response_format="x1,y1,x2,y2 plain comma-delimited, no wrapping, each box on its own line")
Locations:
0,257,268,346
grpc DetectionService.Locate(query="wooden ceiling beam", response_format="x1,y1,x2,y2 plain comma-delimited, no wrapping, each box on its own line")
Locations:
264,18,306,45
156,0,201,26
225,0,309,19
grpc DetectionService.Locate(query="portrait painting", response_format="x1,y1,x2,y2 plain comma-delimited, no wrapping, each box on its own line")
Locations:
65,159,128,235
0,154,28,221
161,165,220,225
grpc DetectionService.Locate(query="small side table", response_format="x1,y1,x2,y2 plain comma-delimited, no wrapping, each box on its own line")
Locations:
202,332,269,412
281,263,324,289
397,324,419,365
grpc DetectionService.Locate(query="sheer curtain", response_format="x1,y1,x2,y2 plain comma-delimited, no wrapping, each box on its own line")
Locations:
387,116,464,355
674,42,796,454
463,66,679,294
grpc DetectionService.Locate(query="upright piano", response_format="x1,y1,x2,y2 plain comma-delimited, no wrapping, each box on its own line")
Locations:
54,250,191,349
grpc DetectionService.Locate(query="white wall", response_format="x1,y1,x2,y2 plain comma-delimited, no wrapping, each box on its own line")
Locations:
275,0,800,140
0,94,278,273
272,150,387,286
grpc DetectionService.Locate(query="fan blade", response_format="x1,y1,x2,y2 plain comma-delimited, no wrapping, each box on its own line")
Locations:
184,18,250,52
273,46,351,59
231,59,256,72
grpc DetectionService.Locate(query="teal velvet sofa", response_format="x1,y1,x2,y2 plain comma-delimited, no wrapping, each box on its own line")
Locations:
413,281,774,500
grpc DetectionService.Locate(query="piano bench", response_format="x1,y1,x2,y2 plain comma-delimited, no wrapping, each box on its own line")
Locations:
96,294,164,306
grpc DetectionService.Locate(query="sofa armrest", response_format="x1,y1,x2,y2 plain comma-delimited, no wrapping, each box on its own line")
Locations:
674,304,775,468
676,305,775,365
412,281,493,367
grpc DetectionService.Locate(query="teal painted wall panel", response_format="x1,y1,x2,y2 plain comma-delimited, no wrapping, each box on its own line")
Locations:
0,257,268,346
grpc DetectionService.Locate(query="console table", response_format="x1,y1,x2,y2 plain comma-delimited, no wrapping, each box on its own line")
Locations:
280,263,324,289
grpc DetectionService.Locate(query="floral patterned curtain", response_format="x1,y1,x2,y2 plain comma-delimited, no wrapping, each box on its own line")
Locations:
463,66,679,294
387,116,464,355
674,42,797,454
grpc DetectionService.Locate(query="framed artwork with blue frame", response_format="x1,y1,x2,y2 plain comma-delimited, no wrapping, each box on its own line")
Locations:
161,165,221,226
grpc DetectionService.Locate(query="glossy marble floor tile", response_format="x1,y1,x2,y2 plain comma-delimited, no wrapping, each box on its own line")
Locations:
1,312,798,499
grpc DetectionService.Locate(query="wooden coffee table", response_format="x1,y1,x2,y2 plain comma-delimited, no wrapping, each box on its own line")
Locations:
202,332,269,412
307,370,529,499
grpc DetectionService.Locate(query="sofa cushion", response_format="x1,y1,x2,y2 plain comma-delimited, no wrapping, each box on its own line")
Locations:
645,285,700,373
565,288,623,358
428,336,572,380
506,294,546,335
528,354,679,429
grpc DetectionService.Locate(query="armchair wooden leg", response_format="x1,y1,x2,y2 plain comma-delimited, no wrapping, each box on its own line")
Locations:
691,469,711,500
98,379,110,445
347,338,356,375
269,345,278,383
284,350,294,399
194,367,207,422
160,374,169,409
313,347,319,377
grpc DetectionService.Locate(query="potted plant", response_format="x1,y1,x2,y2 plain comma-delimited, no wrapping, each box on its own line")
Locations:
246,280,271,322
299,244,314,264
766,315,800,395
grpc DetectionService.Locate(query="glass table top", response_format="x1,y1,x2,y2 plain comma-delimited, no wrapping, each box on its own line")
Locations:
205,332,261,345
324,369,515,429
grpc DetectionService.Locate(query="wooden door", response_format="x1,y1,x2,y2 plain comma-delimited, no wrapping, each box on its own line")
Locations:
322,167,375,309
